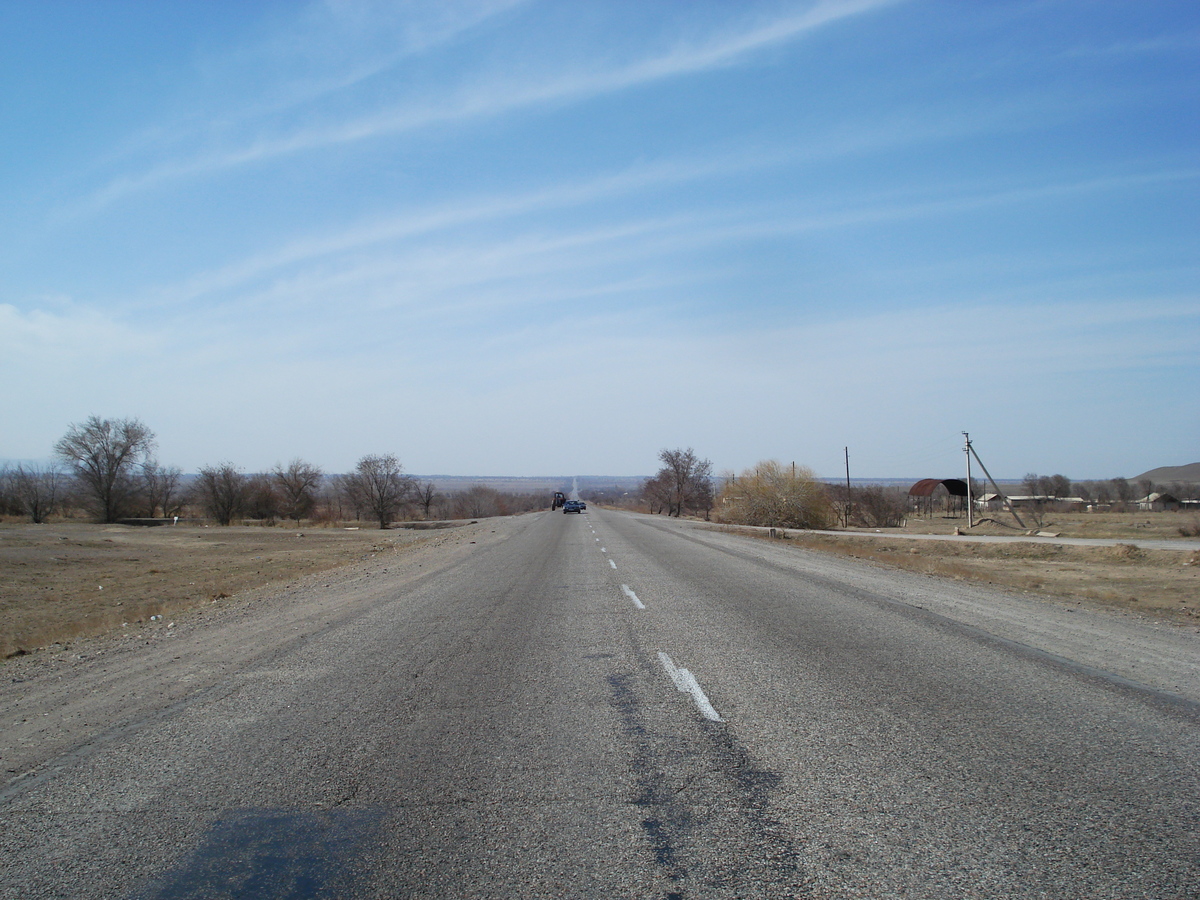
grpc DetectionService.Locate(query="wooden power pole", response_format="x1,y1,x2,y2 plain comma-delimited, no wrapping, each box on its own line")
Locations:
844,447,852,527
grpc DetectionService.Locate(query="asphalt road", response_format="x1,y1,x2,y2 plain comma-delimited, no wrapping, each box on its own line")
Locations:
2,508,1198,899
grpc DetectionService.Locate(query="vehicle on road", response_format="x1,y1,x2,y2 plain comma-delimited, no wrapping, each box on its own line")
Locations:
562,500,585,513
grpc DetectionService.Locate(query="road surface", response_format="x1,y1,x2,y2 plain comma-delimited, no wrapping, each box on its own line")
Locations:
2,508,1198,898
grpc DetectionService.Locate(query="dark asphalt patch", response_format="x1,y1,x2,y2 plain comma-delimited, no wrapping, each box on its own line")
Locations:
131,808,383,900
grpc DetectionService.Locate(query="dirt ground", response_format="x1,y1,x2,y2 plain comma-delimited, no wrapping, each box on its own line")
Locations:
868,509,1200,541
779,533,1200,621
0,521,452,657
732,509,1200,624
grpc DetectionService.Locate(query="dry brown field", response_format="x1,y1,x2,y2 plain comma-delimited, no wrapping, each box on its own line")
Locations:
0,521,444,658
735,510,1200,624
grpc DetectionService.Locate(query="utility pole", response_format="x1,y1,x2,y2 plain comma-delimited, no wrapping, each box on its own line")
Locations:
963,432,974,528
966,435,1025,529
844,446,852,528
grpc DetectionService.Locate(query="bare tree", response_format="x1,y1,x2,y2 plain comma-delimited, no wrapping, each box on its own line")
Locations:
194,462,249,526
0,468,18,516
1048,474,1072,499
1021,471,1048,525
140,460,183,518
690,467,715,520
1112,477,1133,509
415,481,439,519
657,447,713,517
7,464,66,523
345,454,412,529
852,485,908,528
1022,472,1042,499
244,473,281,524
273,459,323,522
54,416,155,522
454,485,503,518
641,472,673,514
334,474,364,521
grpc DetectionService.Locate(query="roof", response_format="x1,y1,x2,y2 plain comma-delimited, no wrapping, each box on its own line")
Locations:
908,478,968,498
1139,492,1179,503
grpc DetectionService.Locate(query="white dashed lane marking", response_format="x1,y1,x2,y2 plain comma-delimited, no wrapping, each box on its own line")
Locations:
621,584,646,609
657,652,722,722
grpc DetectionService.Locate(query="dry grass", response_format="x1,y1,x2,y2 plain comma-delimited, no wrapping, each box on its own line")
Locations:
868,510,1197,541
760,530,1200,622
0,521,440,657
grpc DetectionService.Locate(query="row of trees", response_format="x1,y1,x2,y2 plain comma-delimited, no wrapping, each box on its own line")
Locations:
11,420,1193,529
192,454,455,529
628,456,1200,531
1023,473,1198,505
0,415,182,525
1,416,544,528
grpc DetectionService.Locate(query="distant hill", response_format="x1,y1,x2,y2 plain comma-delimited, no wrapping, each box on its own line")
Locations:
413,475,649,494
1132,462,1200,483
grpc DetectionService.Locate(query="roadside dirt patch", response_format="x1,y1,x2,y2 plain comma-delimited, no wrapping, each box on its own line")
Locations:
861,510,1198,541
0,522,444,657
772,532,1200,622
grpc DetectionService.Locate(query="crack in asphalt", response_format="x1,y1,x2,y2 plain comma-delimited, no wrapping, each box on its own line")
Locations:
606,671,811,899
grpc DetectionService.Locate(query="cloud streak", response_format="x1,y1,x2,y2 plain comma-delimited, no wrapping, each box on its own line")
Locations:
142,142,1194,318
80,0,899,210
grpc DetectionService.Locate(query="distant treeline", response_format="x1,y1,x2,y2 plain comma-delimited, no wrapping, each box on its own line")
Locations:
0,416,547,528
583,453,1199,530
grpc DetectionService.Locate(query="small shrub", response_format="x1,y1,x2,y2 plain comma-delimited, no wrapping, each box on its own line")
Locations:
716,461,833,529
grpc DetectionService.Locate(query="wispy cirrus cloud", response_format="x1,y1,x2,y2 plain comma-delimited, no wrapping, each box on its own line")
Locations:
1064,30,1200,58
137,150,774,308
80,0,900,211
75,0,530,212
136,150,1197,338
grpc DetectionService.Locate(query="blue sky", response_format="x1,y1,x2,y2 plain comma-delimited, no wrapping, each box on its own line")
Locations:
2,0,1197,480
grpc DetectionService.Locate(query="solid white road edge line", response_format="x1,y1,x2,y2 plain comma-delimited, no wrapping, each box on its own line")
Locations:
657,651,723,722
621,584,646,609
